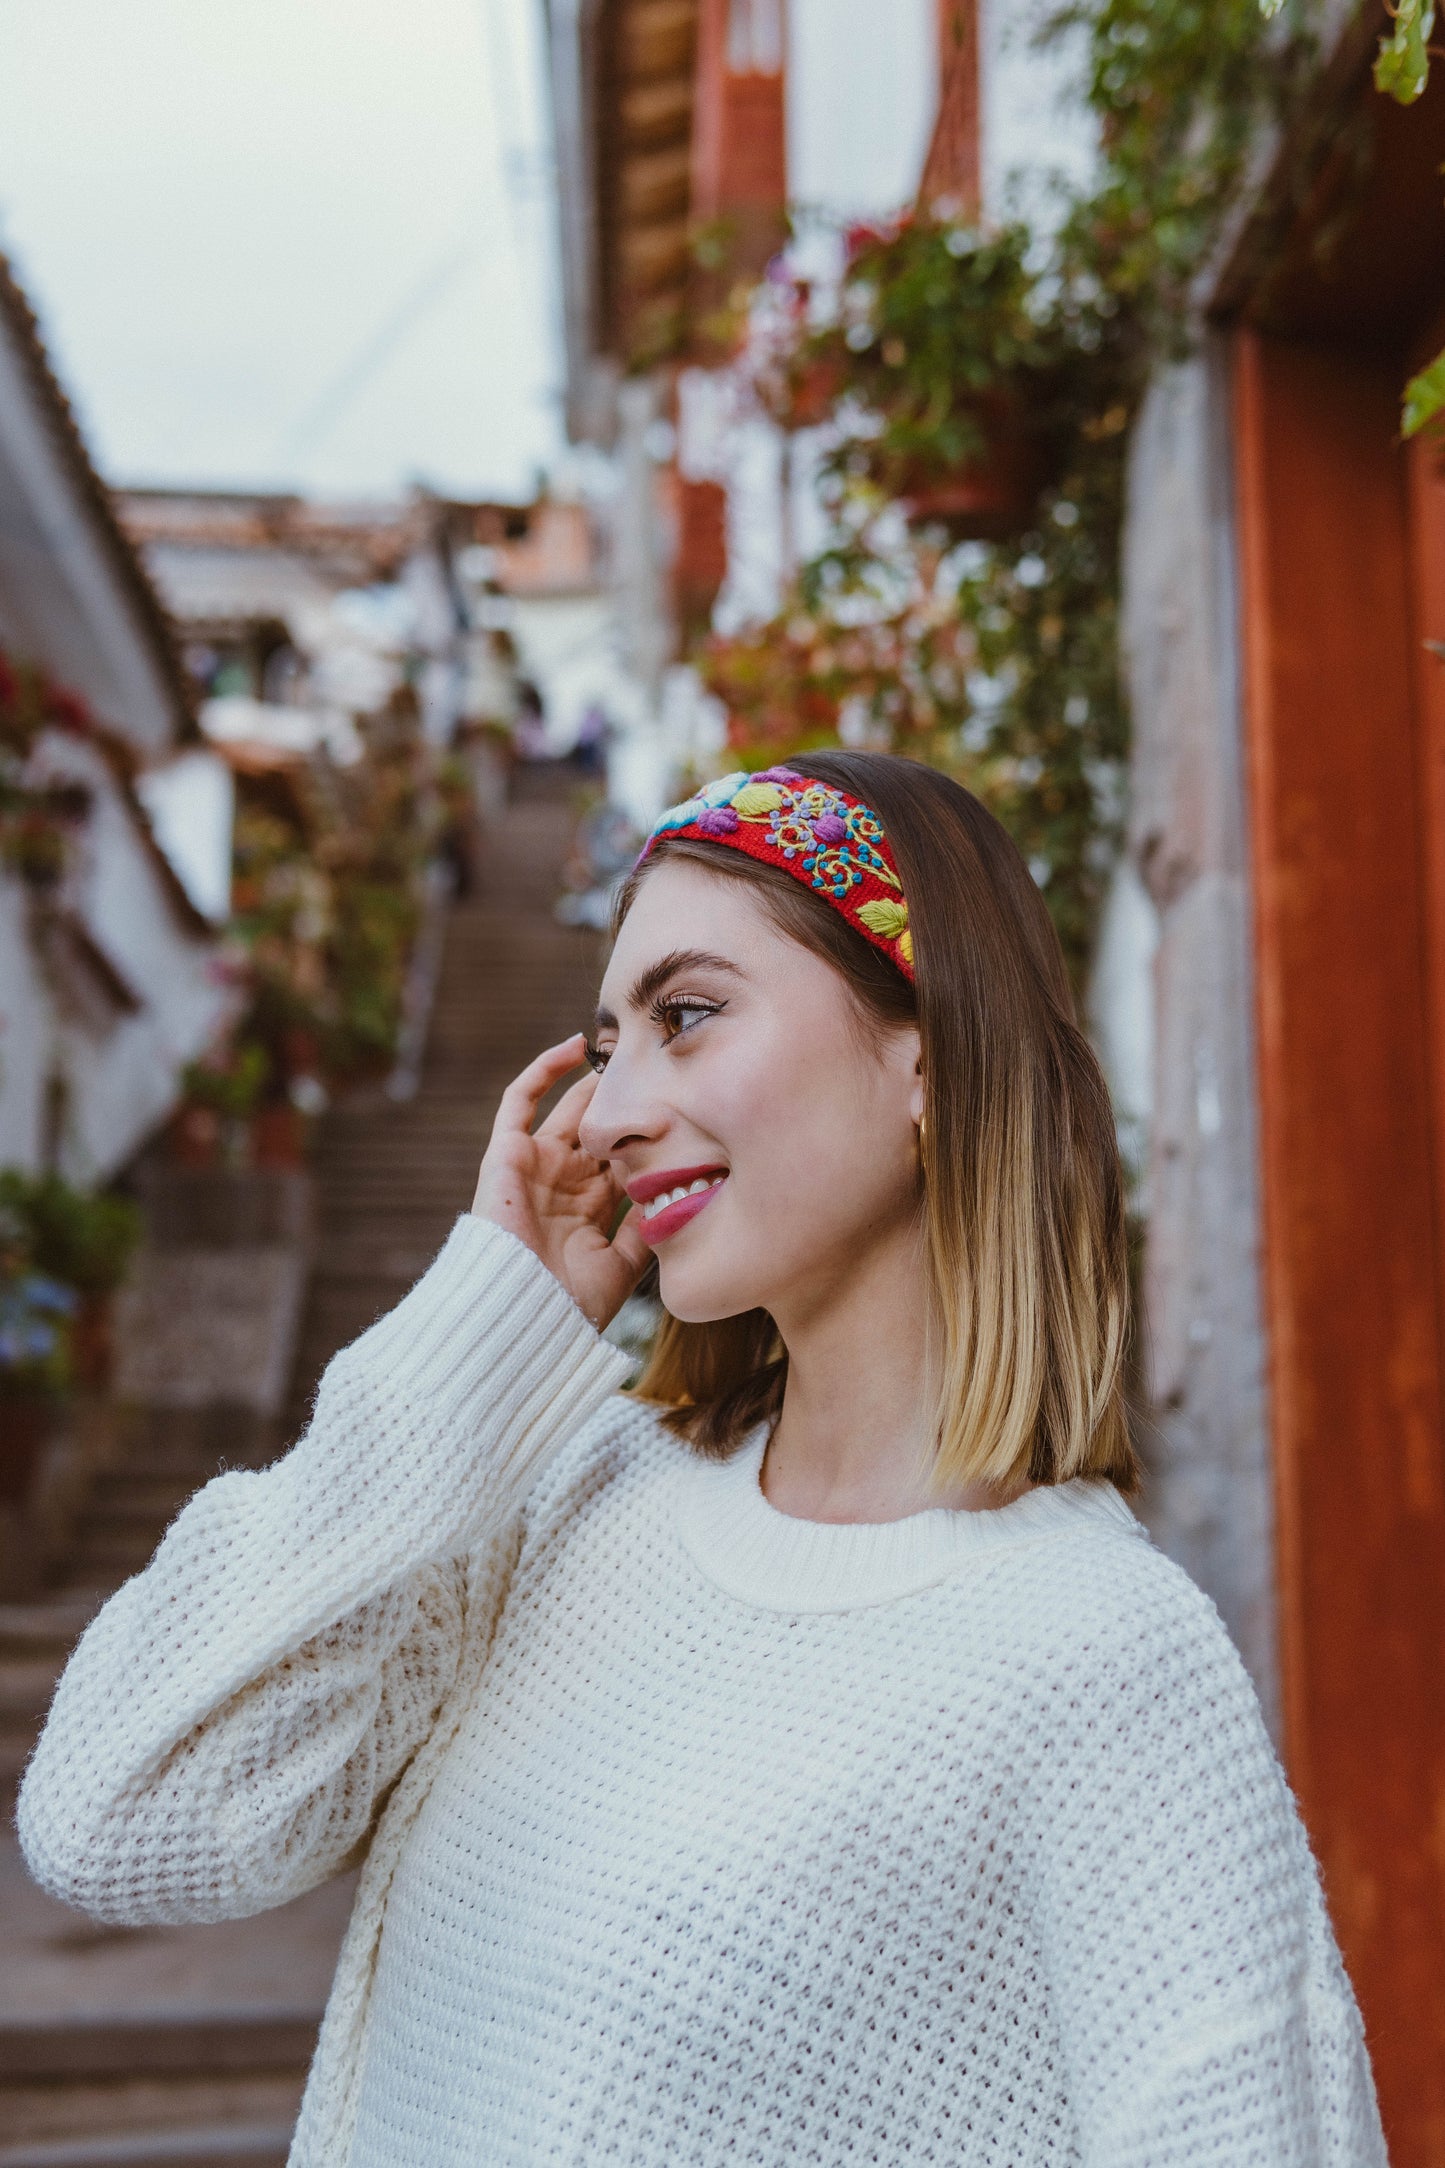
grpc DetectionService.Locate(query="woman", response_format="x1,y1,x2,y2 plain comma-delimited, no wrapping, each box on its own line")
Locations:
21,754,1384,2165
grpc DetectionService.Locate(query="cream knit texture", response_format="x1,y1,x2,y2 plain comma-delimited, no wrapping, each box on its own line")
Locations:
19,1216,1386,2166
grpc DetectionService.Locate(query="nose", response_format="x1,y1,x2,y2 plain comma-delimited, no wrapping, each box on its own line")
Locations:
578,1047,667,1163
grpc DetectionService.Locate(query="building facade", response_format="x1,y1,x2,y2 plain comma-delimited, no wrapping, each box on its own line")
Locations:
0,256,226,1181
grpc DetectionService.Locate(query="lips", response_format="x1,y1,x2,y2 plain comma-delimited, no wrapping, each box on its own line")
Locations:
636,1179,723,1248
625,1161,729,1206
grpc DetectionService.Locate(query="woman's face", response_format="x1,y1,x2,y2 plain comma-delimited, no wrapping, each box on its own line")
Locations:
579,858,924,1326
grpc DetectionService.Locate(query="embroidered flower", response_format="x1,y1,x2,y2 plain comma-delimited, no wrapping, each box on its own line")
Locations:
765,785,899,898
730,781,786,819
700,771,749,806
650,771,748,836
641,767,913,981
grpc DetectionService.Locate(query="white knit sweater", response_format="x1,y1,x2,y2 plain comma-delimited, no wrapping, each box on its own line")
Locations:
19,1216,1385,2166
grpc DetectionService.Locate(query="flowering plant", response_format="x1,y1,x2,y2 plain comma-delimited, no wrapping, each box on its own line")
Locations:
0,1171,141,1298
748,219,1073,511
0,1200,78,1395
688,0,1315,983
221,694,441,1093
0,651,97,892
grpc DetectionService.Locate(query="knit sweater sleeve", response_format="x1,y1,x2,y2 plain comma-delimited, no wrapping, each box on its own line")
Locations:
1034,1547,1387,2168
17,1215,632,1928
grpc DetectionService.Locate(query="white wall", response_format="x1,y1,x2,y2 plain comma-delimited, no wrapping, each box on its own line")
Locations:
787,0,935,219
981,0,1096,222
0,736,231,1181
0,880,51,1168
135,749,234,923
0,313,179,756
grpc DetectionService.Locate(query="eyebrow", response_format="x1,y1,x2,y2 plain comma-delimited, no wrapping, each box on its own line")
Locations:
593,948,744,1032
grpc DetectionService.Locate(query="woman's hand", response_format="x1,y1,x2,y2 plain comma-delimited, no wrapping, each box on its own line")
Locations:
471,1033,651,1332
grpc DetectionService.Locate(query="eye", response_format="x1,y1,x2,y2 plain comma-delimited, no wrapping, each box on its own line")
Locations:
585,996,724,1073
652,995,724,1044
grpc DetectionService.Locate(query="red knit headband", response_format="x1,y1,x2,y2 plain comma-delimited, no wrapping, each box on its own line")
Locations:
639,766,914,981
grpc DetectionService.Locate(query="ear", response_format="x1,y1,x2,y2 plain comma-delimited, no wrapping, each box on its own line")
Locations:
895,1028,924,1128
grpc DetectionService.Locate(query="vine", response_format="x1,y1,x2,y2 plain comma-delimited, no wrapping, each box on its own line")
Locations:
1335,0,1445,434
691,0,1309,985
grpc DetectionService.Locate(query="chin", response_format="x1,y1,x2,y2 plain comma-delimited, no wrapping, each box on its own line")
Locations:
656,1253,769,1327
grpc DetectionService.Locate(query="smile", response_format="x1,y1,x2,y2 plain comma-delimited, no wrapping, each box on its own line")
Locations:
641,1174,727,1222
636,1170,727,1240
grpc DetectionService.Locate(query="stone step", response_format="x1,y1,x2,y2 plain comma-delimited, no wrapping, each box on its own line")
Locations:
0,1602,100,1659
65,1531,164,1578
1,2074,304,2159
0,1656,64,1727
0,2017,318,2084
83,1482,194,1522
0,2118,295,2167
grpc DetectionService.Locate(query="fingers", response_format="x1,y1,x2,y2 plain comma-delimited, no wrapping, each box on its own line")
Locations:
534,1068,601,1146
491,1034,590,1141
607,1203,652,1280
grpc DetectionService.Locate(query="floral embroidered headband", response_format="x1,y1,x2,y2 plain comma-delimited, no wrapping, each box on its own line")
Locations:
639,766,914,981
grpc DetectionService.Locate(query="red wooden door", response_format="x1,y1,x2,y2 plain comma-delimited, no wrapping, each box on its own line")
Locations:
1234,325,1445,2162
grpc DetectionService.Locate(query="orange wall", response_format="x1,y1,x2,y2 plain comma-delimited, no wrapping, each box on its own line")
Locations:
1234,327,1445,2160
691,0,786,226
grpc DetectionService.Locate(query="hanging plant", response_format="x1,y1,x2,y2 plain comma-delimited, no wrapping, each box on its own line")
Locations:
753,220,1083,524
690,0,1310,985
0,651,101,893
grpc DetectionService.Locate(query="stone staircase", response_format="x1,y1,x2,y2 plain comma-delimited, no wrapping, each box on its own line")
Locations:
1,767,604,2166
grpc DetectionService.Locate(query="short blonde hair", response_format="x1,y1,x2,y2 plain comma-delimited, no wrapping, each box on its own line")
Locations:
615,751,1136,1494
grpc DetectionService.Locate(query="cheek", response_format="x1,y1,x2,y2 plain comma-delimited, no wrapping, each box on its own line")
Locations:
704,1017,914,1219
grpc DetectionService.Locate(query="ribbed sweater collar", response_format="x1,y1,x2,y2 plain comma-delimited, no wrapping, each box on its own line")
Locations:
675,1424,1142,1613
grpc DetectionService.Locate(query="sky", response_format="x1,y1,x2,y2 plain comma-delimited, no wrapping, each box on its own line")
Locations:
0,0,560,500
0,0,1085,508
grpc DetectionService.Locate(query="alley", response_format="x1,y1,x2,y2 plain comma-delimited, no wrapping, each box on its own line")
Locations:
0,771,604,2168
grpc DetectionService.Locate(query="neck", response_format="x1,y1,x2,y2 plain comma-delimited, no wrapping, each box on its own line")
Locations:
762,1211,986,1524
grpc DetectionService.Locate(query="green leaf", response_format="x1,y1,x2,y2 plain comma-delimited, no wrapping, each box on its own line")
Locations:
1403,347,1445,436
855,898,910,938
1374,0,1435,104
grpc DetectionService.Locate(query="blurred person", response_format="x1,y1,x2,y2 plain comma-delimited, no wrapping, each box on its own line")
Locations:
512,678,549,762
19,754,1385,2165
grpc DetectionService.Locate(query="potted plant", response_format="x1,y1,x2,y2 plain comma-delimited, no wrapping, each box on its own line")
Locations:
745,216,1072,541
0,1200,75,1505
174,1041,271,1168
0,1172,142,1392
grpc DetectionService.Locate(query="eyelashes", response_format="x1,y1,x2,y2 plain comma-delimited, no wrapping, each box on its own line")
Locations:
583,995,725,1074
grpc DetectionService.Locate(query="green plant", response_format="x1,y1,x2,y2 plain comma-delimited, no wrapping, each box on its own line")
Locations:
0,1171,141,1296
219,696,441,1090
0,649,99,891
765,222,1078,490
693,0,1312,984
0,1270,75,1394
1261,0,1445,433
181,1041,271,1121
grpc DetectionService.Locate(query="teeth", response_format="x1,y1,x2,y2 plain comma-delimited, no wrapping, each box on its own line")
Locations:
642,1175,724,1221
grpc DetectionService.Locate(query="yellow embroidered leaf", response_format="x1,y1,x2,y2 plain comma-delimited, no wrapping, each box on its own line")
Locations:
897,928,913,965
730,782,784,817
856,899,909,939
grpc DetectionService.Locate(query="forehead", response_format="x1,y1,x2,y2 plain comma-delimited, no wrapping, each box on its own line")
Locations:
601,859,779,990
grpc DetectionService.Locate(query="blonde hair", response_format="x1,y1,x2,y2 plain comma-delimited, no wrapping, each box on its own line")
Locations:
616,751,1136,1494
